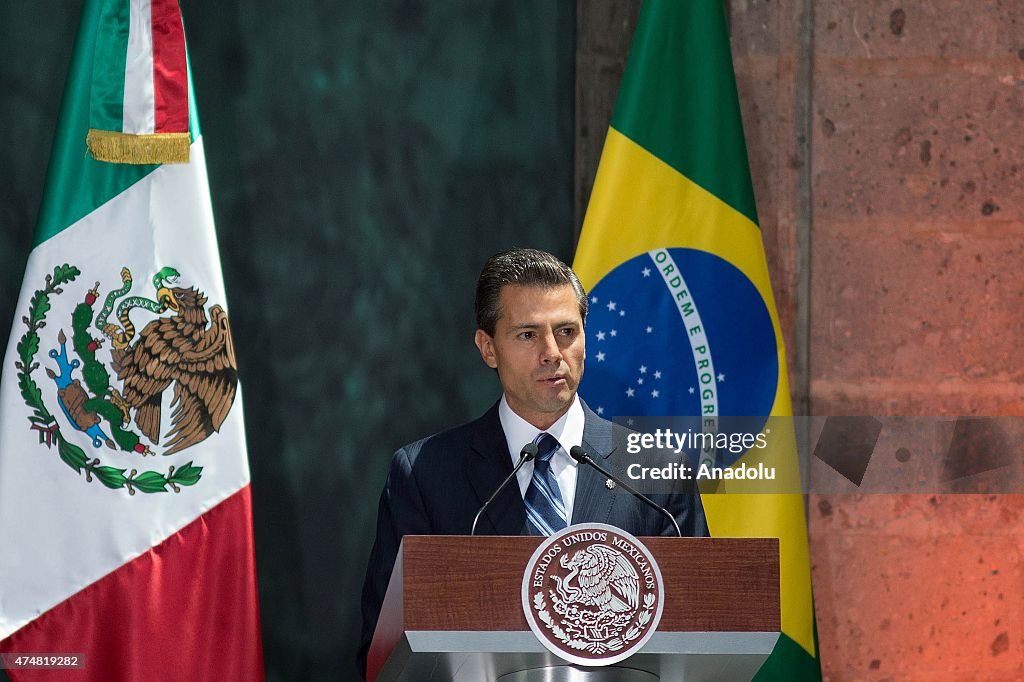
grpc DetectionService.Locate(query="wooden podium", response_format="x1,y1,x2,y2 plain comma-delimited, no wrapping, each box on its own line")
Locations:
368,536,780,681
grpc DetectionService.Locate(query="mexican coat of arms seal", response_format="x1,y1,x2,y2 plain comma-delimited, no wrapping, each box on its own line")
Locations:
521,523,665,666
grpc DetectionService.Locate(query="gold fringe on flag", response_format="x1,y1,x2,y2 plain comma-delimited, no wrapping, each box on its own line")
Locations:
86,129,190,165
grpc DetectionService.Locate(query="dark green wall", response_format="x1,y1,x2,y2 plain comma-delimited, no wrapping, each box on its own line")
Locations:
1,1,575,678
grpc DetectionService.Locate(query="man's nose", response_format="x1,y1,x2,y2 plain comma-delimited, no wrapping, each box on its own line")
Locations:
539,329,562,363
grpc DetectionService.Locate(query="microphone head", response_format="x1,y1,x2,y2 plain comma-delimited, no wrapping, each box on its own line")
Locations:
520,442,539,461
569,445,588,463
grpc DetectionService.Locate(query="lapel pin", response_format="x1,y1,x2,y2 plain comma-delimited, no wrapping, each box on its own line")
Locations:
605,478,616,490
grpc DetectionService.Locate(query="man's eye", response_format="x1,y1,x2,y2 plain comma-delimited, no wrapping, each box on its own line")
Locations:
558,328,576,337
519,331,535,340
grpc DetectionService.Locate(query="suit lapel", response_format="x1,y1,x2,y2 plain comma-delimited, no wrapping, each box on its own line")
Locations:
571,403,617,525
466,400,618,532
467,403,526,535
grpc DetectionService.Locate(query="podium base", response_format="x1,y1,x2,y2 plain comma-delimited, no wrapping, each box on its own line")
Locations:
497,666,659,682
374,631,780,681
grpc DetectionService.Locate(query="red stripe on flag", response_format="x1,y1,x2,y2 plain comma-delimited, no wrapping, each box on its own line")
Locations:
0,487,264,681
151,0,188,134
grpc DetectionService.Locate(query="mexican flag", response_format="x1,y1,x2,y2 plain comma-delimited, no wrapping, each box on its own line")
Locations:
574,0,820,678
0,1,263,679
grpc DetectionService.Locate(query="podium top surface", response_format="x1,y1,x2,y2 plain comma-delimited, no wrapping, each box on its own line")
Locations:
398,535,779,633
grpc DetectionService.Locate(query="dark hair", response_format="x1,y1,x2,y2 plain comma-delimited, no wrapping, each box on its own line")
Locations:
475,248,588,336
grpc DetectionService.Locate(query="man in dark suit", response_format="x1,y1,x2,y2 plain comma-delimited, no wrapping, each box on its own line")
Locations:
358,248,708,678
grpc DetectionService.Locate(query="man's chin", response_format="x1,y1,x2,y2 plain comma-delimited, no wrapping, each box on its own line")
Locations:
510,393,576,426
537,391,576,416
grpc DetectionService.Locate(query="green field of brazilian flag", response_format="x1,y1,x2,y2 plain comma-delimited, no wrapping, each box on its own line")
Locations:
575,1,820,678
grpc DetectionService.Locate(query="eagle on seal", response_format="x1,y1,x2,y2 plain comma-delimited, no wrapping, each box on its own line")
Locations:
555,545,640,614
111,286,238,455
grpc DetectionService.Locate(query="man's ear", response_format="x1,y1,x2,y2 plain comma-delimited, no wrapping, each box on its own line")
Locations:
475,329,498,369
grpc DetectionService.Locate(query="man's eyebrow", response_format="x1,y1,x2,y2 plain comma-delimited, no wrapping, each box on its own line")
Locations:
508,322,540,332
507,320,580,331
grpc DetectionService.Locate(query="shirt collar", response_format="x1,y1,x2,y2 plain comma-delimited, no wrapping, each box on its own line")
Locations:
498,394,585,463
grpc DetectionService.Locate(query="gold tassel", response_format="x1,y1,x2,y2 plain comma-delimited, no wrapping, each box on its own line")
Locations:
86,129,190,165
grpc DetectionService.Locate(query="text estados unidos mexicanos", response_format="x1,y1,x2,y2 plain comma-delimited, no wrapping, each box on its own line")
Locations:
532,530,610,587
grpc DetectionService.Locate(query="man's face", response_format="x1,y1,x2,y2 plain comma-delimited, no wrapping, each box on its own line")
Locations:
475,284,585,430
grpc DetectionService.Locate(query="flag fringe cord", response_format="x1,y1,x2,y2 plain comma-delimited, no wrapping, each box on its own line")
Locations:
86,130,190,165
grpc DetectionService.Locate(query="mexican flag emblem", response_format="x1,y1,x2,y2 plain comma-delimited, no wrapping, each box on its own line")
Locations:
14,262,237,495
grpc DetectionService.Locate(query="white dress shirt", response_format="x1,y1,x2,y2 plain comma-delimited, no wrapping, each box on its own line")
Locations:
498,394,585,524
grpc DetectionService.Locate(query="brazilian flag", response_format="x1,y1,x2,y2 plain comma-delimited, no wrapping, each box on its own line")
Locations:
574,0,821,678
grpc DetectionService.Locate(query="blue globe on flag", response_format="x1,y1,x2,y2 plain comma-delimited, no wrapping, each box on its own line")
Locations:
578,248,778,467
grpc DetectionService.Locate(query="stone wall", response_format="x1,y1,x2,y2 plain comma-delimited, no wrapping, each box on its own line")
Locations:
577,1,1024,678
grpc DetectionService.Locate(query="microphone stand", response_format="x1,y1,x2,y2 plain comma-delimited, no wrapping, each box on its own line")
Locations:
569,445,682,537
470,443,538,536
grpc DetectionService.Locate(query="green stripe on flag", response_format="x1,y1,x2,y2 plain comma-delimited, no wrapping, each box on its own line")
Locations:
754,633,822,682
89,0,129,134
35,0,154,246
185,48,202,139
611,0,759,226
34,0,201,247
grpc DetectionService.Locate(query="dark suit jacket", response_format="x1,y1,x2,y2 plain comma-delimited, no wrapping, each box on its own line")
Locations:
357,400,708,677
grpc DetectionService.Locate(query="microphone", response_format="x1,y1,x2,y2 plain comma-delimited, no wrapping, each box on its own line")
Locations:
569,445,682,538
471,442,539,536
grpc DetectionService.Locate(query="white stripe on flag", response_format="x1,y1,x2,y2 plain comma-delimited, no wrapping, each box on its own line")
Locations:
123,0,155,134
649,249,720,469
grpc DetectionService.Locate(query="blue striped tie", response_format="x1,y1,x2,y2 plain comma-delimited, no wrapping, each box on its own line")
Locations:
524,433,567,536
